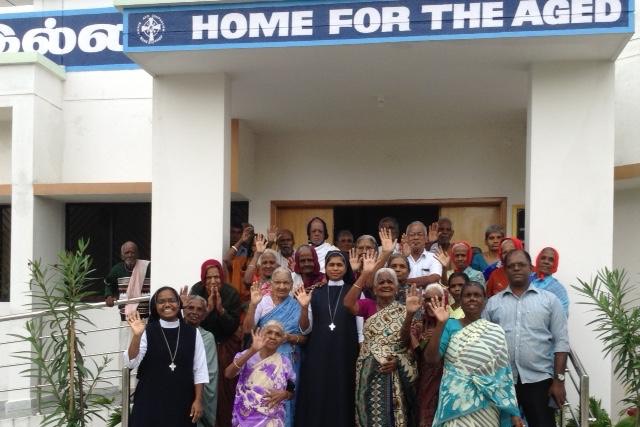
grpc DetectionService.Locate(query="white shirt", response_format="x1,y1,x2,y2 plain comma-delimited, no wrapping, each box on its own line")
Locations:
313,242,339,273
123,318,209,384
408,249,443,279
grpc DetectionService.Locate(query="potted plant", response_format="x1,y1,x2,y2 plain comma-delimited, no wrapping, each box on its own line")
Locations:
573,269,640,427
12,240,113,426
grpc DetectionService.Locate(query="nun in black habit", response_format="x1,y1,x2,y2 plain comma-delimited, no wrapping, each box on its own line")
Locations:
124,286,209,427
294,250,360,427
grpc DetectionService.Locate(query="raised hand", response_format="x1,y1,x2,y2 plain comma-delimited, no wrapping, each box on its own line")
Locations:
255,233,268,253
361,250,377,275
127,311,146,337
349,248,361,272
267,226,279,244
379,228,397,254
179,285,189,305
239,225,254,246
214,286,224,314
428,296,450,324
250,328,266,352
250,282,263,306
428,222,439,243
294,286,313,308
400,233,411,257
434,247,450,268
405,284,422,314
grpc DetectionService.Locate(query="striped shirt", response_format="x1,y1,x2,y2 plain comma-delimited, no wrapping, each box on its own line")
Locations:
482,285,570,384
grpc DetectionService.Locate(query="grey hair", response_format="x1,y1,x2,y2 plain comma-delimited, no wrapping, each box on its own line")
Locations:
257,248,278,267
484,224,505,239
356,235,378,252
406,221,427,235
187,294,207,307
424,283,445,297
271,266,293,283
120,241,138,256
262,319,285,334
373,268,398,287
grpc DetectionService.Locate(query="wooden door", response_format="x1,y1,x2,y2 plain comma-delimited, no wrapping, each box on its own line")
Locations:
274,207,334,248
439,206,502,249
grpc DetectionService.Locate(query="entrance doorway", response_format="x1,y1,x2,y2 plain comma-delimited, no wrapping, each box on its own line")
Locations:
272,198,506,249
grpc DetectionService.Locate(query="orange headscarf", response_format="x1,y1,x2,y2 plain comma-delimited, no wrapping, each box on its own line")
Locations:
497,237,524,261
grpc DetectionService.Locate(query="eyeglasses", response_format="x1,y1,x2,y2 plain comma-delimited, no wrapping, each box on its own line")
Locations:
156,297,178,304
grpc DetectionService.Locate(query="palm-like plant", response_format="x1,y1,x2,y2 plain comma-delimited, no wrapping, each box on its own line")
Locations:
573,269,640,427
11,240,113,426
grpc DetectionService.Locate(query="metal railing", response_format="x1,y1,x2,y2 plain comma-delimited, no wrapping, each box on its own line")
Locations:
0,296,149,426
559,349,592,427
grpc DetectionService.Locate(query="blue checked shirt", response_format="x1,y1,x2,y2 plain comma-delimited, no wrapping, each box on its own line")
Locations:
483,285,570,384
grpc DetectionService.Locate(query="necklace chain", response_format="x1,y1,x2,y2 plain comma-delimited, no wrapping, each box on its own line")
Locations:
159,322,180,371
327,283,344,330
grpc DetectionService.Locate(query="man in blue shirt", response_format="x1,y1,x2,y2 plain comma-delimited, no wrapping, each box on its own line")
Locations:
483,249,570,427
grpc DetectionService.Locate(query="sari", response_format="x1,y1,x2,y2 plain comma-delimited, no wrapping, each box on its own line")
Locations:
356,301,417,427
256,296,302,427
232,351,295,427
433,319,519,427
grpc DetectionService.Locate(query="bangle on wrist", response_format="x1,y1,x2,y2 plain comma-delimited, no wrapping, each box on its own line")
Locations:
232,360,241,369
353,283,362,289
231,245,238,252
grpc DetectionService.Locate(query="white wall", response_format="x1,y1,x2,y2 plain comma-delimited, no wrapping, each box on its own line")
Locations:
611,186,640,418
248,123,526,232
0,119,9,184
61,70,152,183
235,120,256,200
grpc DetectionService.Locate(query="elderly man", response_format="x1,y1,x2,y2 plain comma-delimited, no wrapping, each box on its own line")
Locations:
483,249,569,427
404,221,442,287
274,228,295,268
184,295,219,427
335,229,355,253
429,217,454,255
104,241,151,317
306,217,338,273
378,216,402,254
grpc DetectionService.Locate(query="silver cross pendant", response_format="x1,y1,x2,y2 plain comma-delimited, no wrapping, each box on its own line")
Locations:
329,323,336,331
169,362,176,371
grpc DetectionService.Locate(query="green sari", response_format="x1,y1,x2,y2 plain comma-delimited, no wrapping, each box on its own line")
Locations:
355,301,417,427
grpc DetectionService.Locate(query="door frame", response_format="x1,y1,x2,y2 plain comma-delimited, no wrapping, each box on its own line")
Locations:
271,197,507,228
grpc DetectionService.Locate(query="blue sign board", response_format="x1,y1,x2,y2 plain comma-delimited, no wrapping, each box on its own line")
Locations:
0,8,134,70
0,0,634,70
124,0,634,51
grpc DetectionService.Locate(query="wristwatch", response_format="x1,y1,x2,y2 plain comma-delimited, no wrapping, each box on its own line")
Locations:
555,373,565,381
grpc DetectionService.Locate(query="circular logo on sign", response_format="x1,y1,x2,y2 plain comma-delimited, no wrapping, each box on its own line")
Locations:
137,14,165,45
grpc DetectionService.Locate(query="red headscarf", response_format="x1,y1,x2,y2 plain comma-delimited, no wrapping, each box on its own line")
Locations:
450,241,473,271
497,237,524,261
200,259,225,283
534,247,559,279
294,245,325,289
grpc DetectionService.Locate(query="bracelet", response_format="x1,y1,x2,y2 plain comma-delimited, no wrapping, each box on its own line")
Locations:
231,245,238,252
232,359,242,369
353,283,362,289
295,335,300,345
247,264,256,269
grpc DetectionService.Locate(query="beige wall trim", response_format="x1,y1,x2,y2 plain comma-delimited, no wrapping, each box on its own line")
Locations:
614,163,640,180
0,185,10,196
33,182,151,195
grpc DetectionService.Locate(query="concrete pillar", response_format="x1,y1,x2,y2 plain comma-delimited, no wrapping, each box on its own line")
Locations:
526,61,615,411
151,73,230,289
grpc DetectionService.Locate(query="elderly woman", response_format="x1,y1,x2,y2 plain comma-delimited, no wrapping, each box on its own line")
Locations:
125,286,208,426
189,259,241,427
344,252,418,427
408,283,448,427
294,250,359,427
244,266,309,427
225,323,296,427
291,245,325,292
425,282,523,427
533,247,569,316
388,253,411,304
450,241,485,286
470,224,505,273
350,234,378,272
486,237,524,297
243,234,279,295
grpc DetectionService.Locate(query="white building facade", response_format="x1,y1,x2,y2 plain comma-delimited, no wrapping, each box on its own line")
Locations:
0,0,639,422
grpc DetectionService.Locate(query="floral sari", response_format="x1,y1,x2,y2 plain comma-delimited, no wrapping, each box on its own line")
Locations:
355,301,417,427
256,296,301,427
232,351,295,427
433,319,519,427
